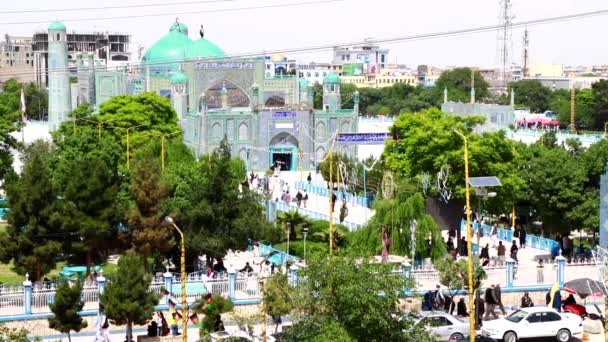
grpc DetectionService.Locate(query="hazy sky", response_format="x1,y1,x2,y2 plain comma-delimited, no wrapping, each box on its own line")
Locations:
1,0,607,67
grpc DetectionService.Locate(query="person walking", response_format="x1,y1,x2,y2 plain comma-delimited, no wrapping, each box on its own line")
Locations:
295,191,303,208
307,172,312,184
460,237,468,257
495,284,506,316
497,241,506,266
491,224,498,247
518,227,526,249
169,312,178,336
331,192,337,213
483,285,499,320
480,244,490,267
510,240,519,263
303,191,308,208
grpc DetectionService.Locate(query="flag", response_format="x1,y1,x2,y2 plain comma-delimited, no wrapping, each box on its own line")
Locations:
189,313,199,326
168,298,176,308
160,286,170,296
19,88,26,123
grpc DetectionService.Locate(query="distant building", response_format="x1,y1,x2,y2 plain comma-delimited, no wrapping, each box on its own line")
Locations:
441,102,515,132
32,29,131,87
0,35,35,84
331,39,389,74
527,64,563,78
298,63,341,85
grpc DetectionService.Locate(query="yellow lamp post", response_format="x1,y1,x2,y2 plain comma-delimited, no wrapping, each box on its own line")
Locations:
96,118,119,140
160,131,182,171
453,128,476,342
165,216,187,342
117,124,148,170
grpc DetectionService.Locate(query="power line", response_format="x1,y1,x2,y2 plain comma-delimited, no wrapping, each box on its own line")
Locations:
2,7,608,78
0,0,344,25
0,0,237,15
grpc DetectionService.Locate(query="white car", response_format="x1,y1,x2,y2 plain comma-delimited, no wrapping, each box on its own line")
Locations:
416,312,470,341
481,307,583,342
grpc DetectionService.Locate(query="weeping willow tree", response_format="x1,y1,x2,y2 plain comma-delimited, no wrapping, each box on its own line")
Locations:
346,192,445,260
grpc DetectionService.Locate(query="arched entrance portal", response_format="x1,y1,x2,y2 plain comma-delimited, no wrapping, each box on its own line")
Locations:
269,132,298,171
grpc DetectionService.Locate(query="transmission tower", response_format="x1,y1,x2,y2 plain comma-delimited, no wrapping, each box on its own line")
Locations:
497,0,514,89
522,28,529,78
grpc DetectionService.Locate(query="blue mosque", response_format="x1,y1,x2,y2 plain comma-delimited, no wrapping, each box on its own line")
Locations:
47,20,359,170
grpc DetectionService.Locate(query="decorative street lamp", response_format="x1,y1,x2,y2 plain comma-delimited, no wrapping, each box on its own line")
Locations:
164,216,187,342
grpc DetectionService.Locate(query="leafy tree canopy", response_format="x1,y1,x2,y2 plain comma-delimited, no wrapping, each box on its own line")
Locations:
435,68,490,103
289,256,431,342
48,280,87,342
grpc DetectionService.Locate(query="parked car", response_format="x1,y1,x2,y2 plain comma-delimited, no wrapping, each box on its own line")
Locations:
416,312,470,341
481,307,583,342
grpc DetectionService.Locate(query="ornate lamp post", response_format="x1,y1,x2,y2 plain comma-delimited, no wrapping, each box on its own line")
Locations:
165,216,187,342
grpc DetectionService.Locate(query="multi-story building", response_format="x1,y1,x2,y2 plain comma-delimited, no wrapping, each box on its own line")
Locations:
0,35,35,84
298,62,341,84
331,39,389,74
32,30,131,87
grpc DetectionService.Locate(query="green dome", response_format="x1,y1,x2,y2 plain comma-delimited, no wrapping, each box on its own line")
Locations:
142,30,193,64
323,73,341,84
170,22,188,35
298,77,309,88
48,21,66,31
170,72,188,84
186,38,225,59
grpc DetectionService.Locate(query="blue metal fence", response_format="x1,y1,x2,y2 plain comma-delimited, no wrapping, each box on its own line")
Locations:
294,181,369,207
460,220,561,253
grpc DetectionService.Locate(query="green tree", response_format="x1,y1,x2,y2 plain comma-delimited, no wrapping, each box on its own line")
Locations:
289,256,431,342
192,294,234,337
276,210,313,241
515,144,587,234
48,280,87,342
435,256,487,297
0,79,23,177
508,80,552,113
79,92,182,168
348,192,445,260
384,108,523,213
435,68,490,103
179,138,269,263
126,151,175,270
592,79,608,130
101,253,158,342
0,141,62,281
550,89,596,128
0,325,35,342
264,273,292,333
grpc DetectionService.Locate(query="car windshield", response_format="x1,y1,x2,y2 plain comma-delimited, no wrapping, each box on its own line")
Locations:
506,310,528,323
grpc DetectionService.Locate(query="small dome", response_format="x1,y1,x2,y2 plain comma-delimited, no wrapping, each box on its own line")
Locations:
186,38,225,59
298,78,309,88
271,54,284,62
48,21,66,31
170,22,189,36
323,73,341,84
170,72,188,84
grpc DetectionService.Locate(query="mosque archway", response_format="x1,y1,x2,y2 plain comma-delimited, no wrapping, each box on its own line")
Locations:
269,132,298,171
316,146,326,163
204,80,250,109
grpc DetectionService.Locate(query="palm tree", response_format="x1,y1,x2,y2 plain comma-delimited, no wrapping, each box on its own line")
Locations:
276,210,312,241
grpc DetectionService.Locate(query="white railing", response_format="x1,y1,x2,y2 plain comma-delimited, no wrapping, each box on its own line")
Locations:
0,292,24,310
31,288,55,313
205,278,230,296
235,277,259,299
81,286,99,304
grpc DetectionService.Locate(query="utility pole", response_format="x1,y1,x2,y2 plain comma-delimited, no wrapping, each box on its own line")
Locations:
497,0,514,89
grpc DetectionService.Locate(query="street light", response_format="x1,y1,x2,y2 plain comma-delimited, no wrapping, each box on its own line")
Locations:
115,124,148,170
164,216,187,342
285,222,291,268
302,227,309,263
452,128,476,342
160,131,182,170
